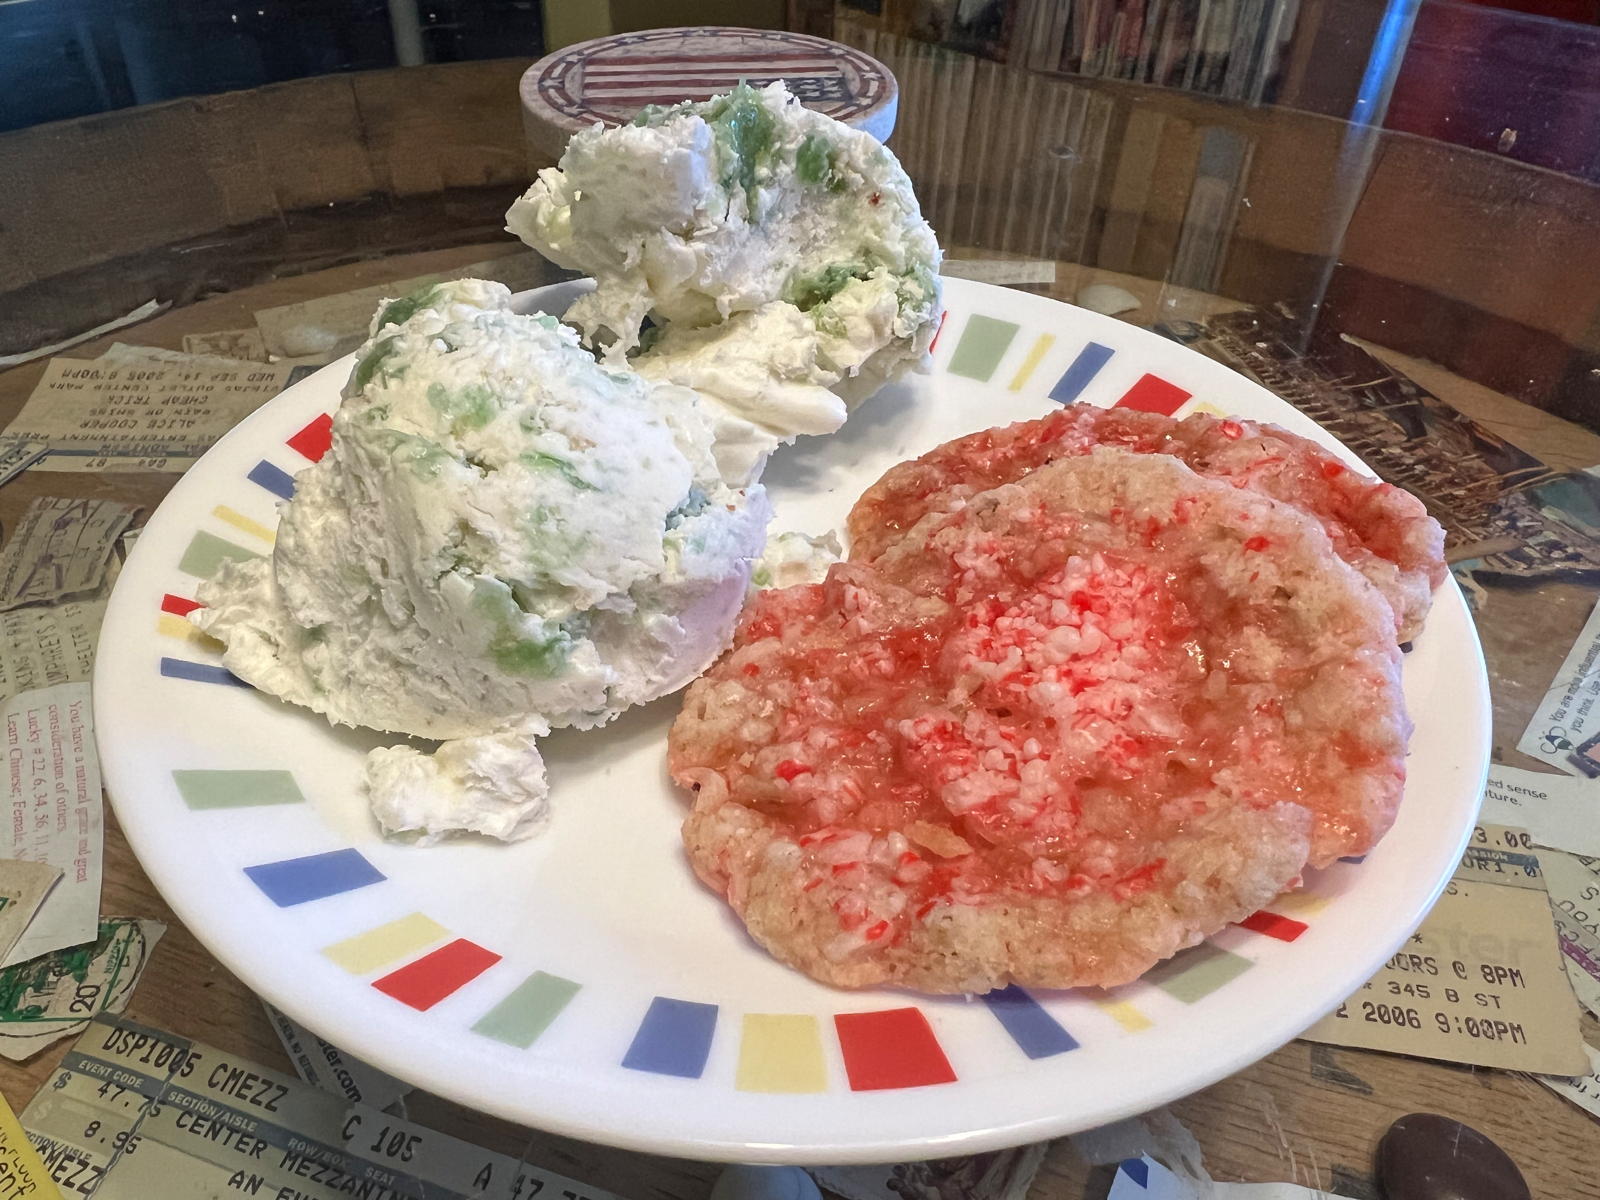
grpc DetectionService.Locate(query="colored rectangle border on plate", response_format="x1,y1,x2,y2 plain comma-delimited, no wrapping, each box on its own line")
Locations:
161,593,202,616
1143,943,1252,1003
1049,342,1114,404
947,315,1020,382
244,849,385,907
173,769,304,810
212,504,276,544
834,1008,956,1091
372,939,501,1011
736,1014,827,1094
981,986,1079,1059
248,460,297,501
1115,373,1191,416
472,972,581,1048
323,913,450,974
623,997,718,1079
1096,996,1153,1033
160,657,249,688
178,530,259,579
1008,333,1055,392
1237,910,1309,942
156,613,220,649
288,413,334,461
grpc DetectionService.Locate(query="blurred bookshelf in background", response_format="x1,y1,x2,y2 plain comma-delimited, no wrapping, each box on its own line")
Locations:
841,0,1320,108
836,0,1600,178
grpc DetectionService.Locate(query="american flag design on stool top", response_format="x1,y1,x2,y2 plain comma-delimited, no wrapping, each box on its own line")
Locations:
518,26,898,160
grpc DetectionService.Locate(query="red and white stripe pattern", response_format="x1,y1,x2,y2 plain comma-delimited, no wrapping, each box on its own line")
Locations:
578,52,853,115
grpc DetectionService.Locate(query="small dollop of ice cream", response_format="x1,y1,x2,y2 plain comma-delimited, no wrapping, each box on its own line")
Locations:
195,280,770,842
751,530,842,590
507,82,942,484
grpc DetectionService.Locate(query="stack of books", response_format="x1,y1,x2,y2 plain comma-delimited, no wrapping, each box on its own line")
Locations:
842,0,1301,103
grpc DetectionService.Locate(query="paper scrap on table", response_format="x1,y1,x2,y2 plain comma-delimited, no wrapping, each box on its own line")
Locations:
0,1084,63,1200
0,437,49,489
1537,847,1600,1020
1538,1040,1600,1121
0,590,106,706
0,498,134,612
1480,763,1600,858
942,258,1059,286
21,1012,633,1200
1299,822,1588,1074
0,859,62,963
96,342,262,371
2,356,295,473
2,683,103,968
811,1142,1048,1200
183,328,269,362
1454,821,1547,891
1077,283,1142,316
1069,1107,1209,1177
1517,596,1600,776
1107,1156,1200,1200
0,919,164,1061
262,1000,411,1112
0,299,167,370
1108,1155,1360,1200
253,250,548,360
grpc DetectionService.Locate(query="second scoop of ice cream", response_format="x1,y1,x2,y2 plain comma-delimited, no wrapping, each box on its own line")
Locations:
507,82,943,484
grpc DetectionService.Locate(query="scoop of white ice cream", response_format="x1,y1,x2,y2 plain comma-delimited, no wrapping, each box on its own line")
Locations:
507,82,942,483
195,279,770,839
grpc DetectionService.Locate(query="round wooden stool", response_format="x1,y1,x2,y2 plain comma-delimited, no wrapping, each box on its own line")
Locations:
519,25,899,165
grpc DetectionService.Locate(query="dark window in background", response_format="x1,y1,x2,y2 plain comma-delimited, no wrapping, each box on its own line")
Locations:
0,0,545,134
1384,1,1600,182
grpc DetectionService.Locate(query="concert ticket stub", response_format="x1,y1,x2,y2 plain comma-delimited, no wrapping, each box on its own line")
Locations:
21,1014,631,1200
260,1003,411,1113
0,499,133,612
3,358,294,473
0,593,105,707
1299,824,1588,1074
0,438,48,490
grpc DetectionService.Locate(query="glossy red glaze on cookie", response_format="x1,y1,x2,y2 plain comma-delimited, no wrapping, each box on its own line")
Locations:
671,447,1408,993
849,404,1445,642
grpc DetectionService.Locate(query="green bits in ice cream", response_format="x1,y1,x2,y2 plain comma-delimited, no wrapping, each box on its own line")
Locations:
506,81,944,486
194,278,772,747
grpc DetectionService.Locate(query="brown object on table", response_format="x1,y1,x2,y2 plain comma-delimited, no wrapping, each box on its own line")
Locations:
1376,1113,1531,1200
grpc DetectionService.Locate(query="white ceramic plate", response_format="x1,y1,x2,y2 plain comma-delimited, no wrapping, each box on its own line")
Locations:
95,277,1489,1163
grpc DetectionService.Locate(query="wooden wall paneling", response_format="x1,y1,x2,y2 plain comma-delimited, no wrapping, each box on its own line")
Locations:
351,60,532,198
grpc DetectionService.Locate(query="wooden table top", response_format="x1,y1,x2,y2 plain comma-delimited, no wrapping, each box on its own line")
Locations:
1,241,1595,1200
